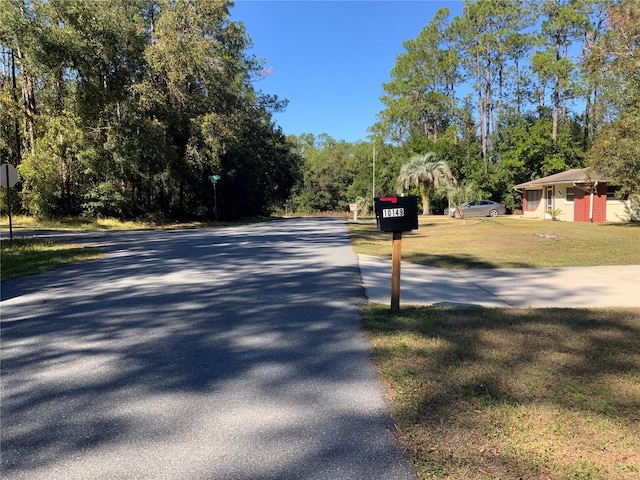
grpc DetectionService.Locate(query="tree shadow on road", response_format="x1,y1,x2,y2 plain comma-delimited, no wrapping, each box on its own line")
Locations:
1,218,414,480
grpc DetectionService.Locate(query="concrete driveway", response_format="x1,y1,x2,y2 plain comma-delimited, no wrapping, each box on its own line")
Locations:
358,254,640,308
1,218,416,480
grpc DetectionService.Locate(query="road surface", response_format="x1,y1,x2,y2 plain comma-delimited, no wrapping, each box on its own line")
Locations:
1,218,416,480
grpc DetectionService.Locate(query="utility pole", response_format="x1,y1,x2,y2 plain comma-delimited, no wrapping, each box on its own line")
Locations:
372,145,376,203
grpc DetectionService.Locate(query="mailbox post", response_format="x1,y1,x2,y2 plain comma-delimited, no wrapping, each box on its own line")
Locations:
349,203,358,221
374,196,419,311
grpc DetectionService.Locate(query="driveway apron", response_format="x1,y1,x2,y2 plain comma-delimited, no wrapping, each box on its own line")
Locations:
358,254,640,308
1,218,416,480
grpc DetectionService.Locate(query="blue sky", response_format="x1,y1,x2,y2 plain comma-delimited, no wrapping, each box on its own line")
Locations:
231,1,464,143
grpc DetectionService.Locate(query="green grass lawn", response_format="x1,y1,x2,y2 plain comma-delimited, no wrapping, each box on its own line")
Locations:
1,238,103,282
349,216,640,268
363,305,640,480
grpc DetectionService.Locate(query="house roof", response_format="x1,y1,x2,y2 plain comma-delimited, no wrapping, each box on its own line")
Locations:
514,168,603,189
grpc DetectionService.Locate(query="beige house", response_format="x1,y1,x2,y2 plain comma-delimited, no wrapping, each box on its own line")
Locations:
514,168,632,222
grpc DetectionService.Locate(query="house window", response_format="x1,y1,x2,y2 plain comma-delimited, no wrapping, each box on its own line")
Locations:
526,190,541,211
566,187,574,203
607,185,628,200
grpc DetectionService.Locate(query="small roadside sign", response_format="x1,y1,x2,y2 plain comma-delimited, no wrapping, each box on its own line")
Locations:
1,163,19,241
1,164,18,188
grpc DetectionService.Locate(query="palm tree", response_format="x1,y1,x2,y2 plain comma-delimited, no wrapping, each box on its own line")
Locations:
397,152,457,215
448,184,476,221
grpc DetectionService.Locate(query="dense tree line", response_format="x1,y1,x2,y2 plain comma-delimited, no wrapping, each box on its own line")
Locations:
292,0,638,215
1,0,637,220
1,0,301,220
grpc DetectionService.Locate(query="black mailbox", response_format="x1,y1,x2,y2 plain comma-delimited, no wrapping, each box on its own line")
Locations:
374,196,419,232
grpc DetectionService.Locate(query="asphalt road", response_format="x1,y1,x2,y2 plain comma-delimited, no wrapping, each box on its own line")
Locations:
1,218,417,480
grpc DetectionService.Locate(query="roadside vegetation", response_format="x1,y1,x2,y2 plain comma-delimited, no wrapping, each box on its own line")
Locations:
0,215,274,232
363,305,640,480
3,2,638,223
349,216,640,268
1,238,103,282
2,215,161,232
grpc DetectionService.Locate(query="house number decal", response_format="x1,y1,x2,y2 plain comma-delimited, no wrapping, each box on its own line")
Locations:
382,208,405,218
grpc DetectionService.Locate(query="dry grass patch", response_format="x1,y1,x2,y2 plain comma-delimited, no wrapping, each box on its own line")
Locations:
1,215,159,231
363,306,640,479
1,214,278,232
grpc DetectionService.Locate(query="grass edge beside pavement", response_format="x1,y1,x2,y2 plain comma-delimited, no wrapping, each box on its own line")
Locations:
1,238,103,282
0,215,278,281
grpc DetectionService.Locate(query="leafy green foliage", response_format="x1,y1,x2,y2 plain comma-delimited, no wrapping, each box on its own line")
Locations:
367,0,639,215
397,153,457,215
1,0,301,221
1,0,637,221
586,0,640,196
288,134,385,213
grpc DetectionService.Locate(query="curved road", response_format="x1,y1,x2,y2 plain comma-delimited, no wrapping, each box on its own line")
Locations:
1,218,416,480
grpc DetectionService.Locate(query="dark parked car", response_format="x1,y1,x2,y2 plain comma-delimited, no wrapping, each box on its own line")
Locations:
444,200,506,218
